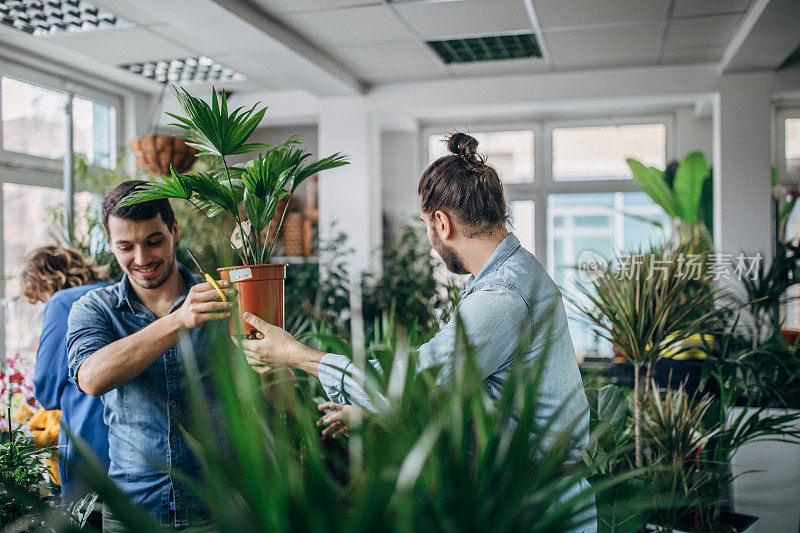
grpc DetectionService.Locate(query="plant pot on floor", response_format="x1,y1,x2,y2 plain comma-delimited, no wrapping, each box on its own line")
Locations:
218,264,286,338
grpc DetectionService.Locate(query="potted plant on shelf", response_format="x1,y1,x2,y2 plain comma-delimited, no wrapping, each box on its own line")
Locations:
119,86,348,338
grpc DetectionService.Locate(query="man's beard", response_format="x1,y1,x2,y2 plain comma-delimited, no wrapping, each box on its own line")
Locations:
431,231,468,275
130,257,175,289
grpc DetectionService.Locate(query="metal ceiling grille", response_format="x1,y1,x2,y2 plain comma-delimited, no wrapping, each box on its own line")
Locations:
120,57,246,85
0,0,132,36
427,33,542,64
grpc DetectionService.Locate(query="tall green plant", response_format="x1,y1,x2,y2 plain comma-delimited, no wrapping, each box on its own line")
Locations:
118,87,348,265
576,244,728,468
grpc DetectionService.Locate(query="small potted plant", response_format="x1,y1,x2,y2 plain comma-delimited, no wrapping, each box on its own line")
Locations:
119,87,348,337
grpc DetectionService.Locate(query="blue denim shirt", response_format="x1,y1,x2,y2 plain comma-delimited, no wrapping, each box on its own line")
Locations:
66,263,222,526
34,281,111,506
319,233,590,461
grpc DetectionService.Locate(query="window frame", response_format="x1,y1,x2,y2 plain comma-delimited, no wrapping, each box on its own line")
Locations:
422,113,674,266
0,58,125,360
776,107,800,183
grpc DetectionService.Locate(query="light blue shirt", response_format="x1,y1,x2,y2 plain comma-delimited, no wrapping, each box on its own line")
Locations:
319,233,590,462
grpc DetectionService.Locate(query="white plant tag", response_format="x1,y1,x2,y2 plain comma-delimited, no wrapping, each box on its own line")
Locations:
229,267,253,283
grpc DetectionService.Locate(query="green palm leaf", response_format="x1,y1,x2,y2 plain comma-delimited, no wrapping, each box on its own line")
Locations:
168,85,271,159
115,166,192,209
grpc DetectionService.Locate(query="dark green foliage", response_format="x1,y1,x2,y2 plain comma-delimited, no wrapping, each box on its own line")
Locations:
69,310,613,533
285,225,463,343
0,428,53,525
362,224,461,339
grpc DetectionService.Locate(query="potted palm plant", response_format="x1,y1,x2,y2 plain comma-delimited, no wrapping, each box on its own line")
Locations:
119,87,348,337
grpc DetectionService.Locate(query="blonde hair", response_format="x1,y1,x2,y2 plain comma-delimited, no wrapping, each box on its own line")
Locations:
21,245,109,303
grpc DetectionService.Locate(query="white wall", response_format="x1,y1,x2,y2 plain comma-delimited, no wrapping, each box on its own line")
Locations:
381,130,421,234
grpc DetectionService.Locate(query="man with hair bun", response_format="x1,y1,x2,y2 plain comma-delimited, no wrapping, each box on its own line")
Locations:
241,132,596,532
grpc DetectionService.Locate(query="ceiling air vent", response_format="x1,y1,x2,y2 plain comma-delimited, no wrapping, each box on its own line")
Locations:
120,57,246,85
0,0,132,36
427,32,541,64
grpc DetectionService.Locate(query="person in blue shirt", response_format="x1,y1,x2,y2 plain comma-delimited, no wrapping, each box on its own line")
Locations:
21,245,111,506
66,181,236,530
239,132,597,533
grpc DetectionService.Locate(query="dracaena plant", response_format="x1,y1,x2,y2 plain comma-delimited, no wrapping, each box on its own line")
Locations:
118,86,348,265
575,242,730,468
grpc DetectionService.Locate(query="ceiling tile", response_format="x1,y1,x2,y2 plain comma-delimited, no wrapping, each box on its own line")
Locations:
249,0,377,15
393,0,530,40
534,0,667,29
672,0,751,18
364,67,449,85
447,57,550,77
43,27,192,64
660,46,724,64
328,40,439,73
279,5,410,46
544,22,661,60
553,51,657,70
664,14,742,48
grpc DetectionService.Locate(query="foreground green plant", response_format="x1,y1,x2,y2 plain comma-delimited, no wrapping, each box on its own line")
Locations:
51,309,656,532
119,86,348,265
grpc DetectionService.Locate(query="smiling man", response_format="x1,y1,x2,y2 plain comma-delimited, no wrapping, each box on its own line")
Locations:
66,180,235,530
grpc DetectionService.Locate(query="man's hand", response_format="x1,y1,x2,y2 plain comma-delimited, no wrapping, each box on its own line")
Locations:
240,312,326,377
316,402,359,438
172,281,236,330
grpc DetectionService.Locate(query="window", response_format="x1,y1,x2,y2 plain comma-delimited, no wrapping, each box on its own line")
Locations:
552,123,666,181
786,118,800,175
1,77,67,159
426,116,672,360
73,96,116,168
548,192,671,357
3,183,65,360
0,63,122,361
1,77,117,168
509,200,534,253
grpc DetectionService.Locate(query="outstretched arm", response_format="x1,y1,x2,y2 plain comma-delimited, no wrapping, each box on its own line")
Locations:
69,282,235,396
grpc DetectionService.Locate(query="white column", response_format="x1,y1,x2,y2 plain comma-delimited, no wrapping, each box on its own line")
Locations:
713,73,774,262
317,97,381,275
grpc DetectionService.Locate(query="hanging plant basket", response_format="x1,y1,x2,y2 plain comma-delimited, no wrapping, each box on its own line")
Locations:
130,135,198,176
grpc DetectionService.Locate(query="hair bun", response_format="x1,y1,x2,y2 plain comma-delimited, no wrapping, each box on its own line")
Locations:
447,132,483,168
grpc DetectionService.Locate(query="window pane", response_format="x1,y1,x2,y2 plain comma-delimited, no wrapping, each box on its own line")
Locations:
508,200,534,253
428,130,534,183
1,77,67,159
547,191,671,360
552,123,666,181
4,183,64,361
786,118,800,174
73,97,117,168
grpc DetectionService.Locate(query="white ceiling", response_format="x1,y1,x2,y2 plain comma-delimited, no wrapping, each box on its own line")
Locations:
0,0,794,97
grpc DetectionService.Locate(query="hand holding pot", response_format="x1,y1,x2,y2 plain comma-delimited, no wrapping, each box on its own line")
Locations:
173,281,236,330
240,312,302,370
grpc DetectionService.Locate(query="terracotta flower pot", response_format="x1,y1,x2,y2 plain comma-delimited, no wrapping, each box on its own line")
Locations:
217,264,286,338
782,328,800,345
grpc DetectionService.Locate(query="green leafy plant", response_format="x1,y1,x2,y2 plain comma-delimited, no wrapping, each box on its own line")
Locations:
627,152,713,245
0,426,56,526
118,86,348,265
576,243,728,468
52,304,657,533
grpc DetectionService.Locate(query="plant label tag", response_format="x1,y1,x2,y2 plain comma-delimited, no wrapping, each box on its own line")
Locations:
229,267,253,283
